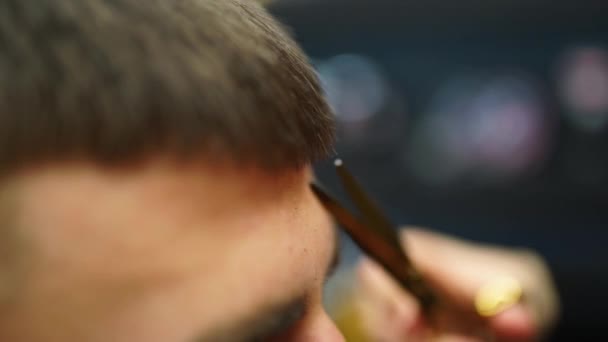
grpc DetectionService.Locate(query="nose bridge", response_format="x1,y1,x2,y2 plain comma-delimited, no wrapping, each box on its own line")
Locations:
311,310,346,342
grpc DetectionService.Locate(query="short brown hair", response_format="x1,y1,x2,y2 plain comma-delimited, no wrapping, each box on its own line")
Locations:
0,0,334,172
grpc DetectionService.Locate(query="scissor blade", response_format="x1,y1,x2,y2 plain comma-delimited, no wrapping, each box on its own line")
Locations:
310,184,436,311
334,159,403,253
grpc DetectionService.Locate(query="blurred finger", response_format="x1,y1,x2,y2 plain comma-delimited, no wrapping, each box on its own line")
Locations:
401,227,554,340
489,305,536,341
355,258,489,341
354,257,428,341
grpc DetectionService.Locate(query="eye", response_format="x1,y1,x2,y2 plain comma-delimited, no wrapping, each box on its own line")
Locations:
260,313,306,341
247,298,308,341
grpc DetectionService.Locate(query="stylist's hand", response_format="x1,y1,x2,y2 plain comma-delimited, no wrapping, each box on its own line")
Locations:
343,228,559,342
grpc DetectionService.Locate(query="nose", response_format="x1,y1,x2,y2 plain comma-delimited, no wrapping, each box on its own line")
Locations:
268,307,345,342
304,310,345,342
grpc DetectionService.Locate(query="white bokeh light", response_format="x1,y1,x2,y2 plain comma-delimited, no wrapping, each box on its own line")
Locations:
317,54,389,123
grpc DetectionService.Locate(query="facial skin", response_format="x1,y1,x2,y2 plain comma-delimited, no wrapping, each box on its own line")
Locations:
0,157,344,341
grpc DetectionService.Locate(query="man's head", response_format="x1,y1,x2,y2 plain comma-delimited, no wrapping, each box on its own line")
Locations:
0,0,342,340
0,0,334,171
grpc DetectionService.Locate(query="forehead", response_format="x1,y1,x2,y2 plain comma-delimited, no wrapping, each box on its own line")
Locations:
11,158,335,341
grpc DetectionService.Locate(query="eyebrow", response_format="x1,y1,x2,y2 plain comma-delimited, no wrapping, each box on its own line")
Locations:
194,229,341,341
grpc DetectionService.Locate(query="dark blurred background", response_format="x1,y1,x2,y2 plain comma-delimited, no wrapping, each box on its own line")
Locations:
269,1,608,340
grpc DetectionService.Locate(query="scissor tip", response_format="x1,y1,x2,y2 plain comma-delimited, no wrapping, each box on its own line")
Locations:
334,159,343,167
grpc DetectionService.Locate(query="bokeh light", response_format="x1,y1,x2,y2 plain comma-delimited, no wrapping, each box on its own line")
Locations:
557,46,608,132
317,54,389,124
406,75,552,185
469,76,551,178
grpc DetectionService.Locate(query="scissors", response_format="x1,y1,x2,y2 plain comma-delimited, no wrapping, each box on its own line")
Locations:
311,159,438,318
